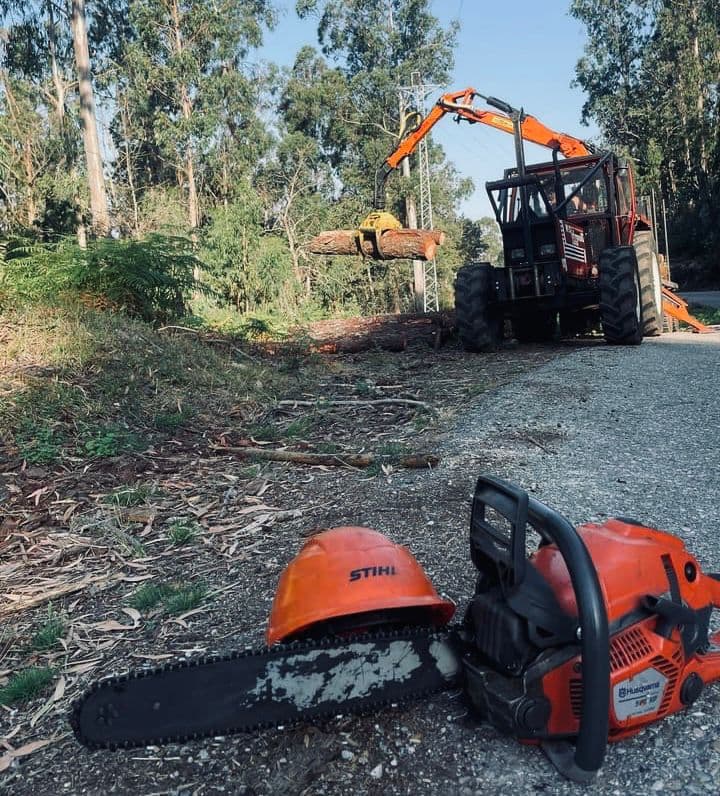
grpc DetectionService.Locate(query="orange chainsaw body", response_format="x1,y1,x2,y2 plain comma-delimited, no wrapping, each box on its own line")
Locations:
532,519,720,741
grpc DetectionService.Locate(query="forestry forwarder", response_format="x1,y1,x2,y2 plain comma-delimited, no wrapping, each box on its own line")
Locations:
370,87,710,349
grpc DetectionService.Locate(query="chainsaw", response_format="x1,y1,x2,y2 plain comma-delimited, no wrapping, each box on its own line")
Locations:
71,475,720,783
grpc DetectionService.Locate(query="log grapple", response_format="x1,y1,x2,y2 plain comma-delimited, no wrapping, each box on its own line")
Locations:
71,476,720,783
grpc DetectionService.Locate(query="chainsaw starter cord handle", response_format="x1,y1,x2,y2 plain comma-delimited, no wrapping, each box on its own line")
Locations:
474,476,610,781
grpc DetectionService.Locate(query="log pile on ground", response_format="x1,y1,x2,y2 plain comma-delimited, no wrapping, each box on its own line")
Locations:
306,228,445,261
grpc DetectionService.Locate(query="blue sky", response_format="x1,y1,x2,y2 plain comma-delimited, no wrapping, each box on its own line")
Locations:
259,1,598,218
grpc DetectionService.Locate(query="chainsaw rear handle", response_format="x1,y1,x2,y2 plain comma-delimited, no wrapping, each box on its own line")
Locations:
471,476,610,782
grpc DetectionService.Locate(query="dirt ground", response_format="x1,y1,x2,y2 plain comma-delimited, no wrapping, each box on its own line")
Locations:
1,320,564,795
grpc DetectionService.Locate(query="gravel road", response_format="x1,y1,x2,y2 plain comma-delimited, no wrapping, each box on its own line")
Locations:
434,331,720,795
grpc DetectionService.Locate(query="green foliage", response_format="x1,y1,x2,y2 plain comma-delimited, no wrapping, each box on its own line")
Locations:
314,441,341,453
249,414,315,442
458,217,503,266
134,189,190,237
105,483,154,507
81,425,145,458
166,518,200,546
293,1,457,203
247,421,281,442
31,607,66,652
15,423,64,465
181,304,297,340
128,581,175,612
364,460,383,478
379,441,411,457
153,409,193,432
354,379,372,396
284,417,315,439
282,3,478,312
202,196,297,313
122,0,276,216
688,304,720,326
238,312,290,341
0,667,55,706
162,583,208,615
0,7,81,232
0,235,203,322
1,0,513,317
8,381,83,464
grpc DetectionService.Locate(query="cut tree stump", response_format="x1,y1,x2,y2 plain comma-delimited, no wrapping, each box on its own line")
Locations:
306,229,445,261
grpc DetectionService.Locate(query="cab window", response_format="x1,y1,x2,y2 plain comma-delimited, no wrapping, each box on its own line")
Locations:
561,167,608,214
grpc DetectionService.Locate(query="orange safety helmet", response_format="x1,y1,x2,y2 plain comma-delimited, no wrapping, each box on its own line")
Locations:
266,527,455,645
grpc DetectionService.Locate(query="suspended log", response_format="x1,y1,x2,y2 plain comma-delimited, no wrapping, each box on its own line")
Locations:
306,228,445,261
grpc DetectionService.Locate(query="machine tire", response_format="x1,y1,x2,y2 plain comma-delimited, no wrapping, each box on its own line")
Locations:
511,311,558,342
599,246,643,345
454,264,502,352
633,230,663,336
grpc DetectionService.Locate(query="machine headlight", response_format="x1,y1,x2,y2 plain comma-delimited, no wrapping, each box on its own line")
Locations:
539,243,557,256
510,248,525,261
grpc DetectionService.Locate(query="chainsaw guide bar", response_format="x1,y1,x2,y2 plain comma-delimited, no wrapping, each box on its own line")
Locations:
70,626,463,750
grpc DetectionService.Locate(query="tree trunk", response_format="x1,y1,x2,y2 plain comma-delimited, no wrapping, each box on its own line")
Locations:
70,0,110,236
169,0,199,231
46,0,66,123
75,188,87,249
307,229,444,261
286,227,305,288
120,95,140,236
689,2,707,173
22,141,36,225
185,136,200,229
1,74,37,226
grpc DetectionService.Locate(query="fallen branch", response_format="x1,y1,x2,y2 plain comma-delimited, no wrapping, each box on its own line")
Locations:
211,446,439,470
157,325,203,334
277,397,436,414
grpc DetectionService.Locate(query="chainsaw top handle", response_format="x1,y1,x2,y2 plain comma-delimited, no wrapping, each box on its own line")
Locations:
470,476,610,782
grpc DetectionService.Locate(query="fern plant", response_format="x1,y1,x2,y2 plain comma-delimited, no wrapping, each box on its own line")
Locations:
0,234,205,322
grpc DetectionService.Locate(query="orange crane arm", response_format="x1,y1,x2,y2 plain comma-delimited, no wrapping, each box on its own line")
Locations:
374,87,592,209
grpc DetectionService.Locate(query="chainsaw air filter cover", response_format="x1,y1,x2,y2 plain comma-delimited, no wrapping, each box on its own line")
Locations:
266,527,456,645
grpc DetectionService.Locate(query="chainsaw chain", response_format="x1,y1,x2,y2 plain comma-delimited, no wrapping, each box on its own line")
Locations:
69,625,462,750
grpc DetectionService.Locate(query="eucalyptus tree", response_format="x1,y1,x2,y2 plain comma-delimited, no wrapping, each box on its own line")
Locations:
1,0,77,231
121,0,276,231
0,0,119,236
571,0,720,259
295,0,458,203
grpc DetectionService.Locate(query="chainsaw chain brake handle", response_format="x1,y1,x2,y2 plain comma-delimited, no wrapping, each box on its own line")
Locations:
469,476,610,783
